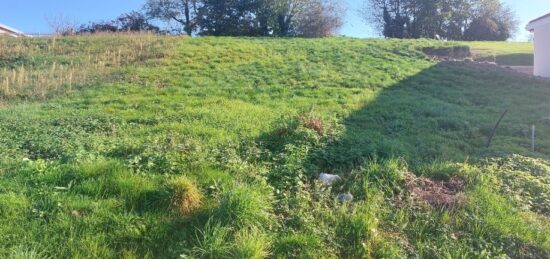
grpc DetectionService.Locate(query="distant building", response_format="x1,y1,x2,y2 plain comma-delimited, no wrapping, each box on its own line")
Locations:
0,23,25,37
526,13,550,78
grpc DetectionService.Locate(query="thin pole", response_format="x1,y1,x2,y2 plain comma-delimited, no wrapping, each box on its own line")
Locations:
487,110,508,148
532,125,536,152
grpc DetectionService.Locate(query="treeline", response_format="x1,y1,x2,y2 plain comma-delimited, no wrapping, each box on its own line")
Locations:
75,0,344,38
72,0,517,41
363,0,517,41
78,12,161,34
144,0,344,37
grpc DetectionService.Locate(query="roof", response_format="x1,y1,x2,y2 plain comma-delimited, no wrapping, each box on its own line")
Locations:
526,12,550,31
0,23,24,36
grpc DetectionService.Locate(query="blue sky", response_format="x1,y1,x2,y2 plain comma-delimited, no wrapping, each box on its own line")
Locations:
1,0,549,41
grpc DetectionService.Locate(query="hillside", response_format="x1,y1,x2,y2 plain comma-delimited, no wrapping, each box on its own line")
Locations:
0,36,548,258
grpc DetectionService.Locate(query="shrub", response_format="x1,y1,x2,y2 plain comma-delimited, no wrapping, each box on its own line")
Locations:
167,176,203,215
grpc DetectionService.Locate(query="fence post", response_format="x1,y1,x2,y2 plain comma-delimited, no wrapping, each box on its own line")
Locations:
532,125,536,152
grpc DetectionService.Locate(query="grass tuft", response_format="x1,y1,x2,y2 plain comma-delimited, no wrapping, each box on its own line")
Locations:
167,176,203,215
232,227,271,259
212,183,273,228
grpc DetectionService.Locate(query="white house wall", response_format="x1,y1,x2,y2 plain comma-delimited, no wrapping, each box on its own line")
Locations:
534,23,550,78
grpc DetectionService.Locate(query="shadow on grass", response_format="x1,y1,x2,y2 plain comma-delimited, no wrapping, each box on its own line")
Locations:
260,61,550,175
495,53,534,66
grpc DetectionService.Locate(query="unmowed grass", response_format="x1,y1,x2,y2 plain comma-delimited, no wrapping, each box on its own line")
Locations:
0,33,177,100
0,35,548,258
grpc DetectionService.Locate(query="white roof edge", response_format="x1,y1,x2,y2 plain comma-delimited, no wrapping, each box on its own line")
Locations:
526,15,550,31
0,23,24,35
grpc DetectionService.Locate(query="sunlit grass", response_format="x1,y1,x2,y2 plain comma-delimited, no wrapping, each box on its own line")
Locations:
465,41,533,65
0,36,547,258
0,33,177,100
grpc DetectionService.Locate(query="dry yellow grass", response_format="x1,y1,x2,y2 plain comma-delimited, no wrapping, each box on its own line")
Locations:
0,33,178,100
168,176,204,215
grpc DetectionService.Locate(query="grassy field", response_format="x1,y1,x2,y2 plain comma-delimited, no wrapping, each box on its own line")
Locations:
0,35,548,258
466,41,534,66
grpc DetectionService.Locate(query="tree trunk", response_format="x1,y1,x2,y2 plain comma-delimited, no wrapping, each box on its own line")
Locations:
184,1,192,36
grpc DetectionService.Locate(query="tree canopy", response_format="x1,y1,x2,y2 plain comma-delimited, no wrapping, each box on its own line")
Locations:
78,12,161,34
362,0,517,41
144,0,345,37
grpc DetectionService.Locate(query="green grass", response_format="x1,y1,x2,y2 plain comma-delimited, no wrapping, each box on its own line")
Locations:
466,41,534,66
0,36,548,258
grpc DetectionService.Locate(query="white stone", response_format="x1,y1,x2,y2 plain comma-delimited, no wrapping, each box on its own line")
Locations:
319,173,341,185
338,193,354,202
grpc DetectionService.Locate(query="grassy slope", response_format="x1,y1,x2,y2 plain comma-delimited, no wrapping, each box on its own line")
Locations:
466,41,534,66
0,36,548,258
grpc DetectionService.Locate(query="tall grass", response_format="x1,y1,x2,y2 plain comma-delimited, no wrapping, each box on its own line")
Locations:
0,33,177,100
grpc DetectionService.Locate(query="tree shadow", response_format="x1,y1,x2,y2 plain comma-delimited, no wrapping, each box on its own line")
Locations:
495,53,534,66
260,61,550,176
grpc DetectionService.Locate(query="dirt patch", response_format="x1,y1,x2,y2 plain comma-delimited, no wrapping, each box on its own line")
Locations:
405,173,467,208
422,46,471,60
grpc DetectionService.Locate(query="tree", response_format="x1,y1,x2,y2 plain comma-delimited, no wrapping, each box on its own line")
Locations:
268,0,344,37
143,0,344,37
270,0,308,36
77,21,118,34
362,0,516,41
117,11,160,32
47,14,77,36
196,0,272,36
362,0,410,38
77,12,160,34
144,0,200,36
292,0,345,37
464,0,516,41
